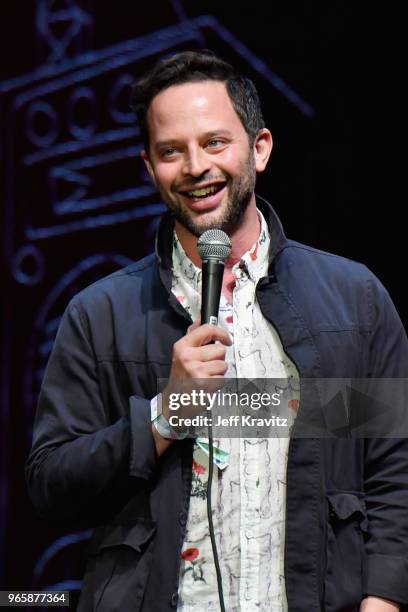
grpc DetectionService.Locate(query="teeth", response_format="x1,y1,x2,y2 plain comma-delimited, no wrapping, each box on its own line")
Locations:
187,185,219,197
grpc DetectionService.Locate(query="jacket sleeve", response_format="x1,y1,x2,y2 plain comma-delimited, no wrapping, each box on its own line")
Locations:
25,298,158,526
363,273,408,604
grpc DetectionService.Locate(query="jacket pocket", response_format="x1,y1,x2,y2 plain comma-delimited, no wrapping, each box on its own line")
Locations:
79,519,157,612
324,492,368,612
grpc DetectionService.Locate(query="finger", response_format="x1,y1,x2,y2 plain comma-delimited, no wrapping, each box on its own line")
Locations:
191,343,227,362
204,360,229,377
187,359,228,378
187,318,201,335
186,323,232,347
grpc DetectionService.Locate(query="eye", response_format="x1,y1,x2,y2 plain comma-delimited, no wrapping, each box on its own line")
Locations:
160,147,178,158
207,139,224,148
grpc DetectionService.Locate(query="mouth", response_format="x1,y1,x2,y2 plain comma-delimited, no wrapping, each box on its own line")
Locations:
178,182,227,211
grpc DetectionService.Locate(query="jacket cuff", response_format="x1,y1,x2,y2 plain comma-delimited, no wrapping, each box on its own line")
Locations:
366,554,408,604
128,396,157,479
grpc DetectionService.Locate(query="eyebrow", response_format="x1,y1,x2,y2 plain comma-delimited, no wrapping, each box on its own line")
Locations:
155,130,233,149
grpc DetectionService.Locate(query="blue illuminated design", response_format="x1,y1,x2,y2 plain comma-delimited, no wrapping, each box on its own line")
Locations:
1,15,314,118
51,167,91,213
54,185,157,216
67,85,96,140
169,0,206,46
12,244,45,285
44,580,83,592
26,100,59,148
2,15,314,256
24,126,139,165
5,16,313,117
208,20,314,118
0,2,317,593
108,74,137,124
50,144,146,215
26,203,166,239
36,0,93,63
33,530,92,582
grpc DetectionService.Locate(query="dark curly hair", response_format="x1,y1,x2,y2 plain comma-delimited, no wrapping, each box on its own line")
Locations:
130,50,265,152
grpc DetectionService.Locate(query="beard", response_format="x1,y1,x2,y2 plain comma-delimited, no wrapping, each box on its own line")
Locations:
157,149,257,237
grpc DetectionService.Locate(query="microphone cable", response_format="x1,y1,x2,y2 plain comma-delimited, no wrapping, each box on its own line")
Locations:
206,420,226,612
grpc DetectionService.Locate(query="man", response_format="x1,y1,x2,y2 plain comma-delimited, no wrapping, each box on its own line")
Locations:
26,51,408,611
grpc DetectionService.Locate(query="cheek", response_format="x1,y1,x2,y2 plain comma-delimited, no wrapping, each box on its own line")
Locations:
221,147,249,174
153,167,176,191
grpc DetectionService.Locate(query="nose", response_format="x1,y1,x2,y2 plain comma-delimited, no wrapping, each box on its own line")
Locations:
182,145,211,178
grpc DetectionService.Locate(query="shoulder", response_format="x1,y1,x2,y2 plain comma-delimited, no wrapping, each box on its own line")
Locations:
67,253,159,314
279,239,384,291
284,239,369,276
276,240,396,330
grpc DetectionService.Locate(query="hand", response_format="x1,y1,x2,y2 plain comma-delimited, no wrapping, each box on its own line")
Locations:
360,596,400,611
169,320,231,378
152,321,232,456
163,321,231,417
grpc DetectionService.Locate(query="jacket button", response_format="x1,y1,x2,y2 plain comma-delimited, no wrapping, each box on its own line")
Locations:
179,511,187,526
170,592,178,607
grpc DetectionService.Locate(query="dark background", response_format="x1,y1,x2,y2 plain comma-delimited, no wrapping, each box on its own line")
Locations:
0,0,403,608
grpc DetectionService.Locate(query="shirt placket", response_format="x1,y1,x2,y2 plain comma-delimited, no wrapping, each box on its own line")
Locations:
172,216,294,610
231,270,262,608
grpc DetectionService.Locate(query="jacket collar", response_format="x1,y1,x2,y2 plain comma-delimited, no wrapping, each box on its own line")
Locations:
255,195,288,266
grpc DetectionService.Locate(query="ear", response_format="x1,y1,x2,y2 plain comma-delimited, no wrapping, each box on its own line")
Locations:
141,149,156,184
253,128,273,173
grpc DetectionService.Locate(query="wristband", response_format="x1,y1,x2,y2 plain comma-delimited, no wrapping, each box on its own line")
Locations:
151,394,189,440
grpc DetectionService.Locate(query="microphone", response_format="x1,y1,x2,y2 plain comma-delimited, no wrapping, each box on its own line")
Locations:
197,229,231,612
197,229,232,325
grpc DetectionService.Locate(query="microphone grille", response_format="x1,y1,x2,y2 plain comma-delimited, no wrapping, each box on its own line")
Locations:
197,229,232,262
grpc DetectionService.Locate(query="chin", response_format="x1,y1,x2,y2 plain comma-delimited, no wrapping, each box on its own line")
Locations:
174,206,229,237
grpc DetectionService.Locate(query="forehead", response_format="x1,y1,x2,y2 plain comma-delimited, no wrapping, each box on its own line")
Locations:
146,80,245,141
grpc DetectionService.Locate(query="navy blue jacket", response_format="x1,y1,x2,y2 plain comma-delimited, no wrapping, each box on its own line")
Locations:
26,198,408,611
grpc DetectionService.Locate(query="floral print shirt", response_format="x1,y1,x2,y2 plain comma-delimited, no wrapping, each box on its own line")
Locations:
172,211,299,611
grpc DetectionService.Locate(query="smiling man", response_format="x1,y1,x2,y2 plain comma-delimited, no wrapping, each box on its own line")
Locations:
141,79,262,238
26,51,408,611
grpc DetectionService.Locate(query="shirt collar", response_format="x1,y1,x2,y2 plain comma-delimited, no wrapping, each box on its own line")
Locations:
172,232,202,293
172,209,271,291
234,210,270,283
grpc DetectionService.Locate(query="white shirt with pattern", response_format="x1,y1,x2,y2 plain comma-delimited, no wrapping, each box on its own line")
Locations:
172,211,299,611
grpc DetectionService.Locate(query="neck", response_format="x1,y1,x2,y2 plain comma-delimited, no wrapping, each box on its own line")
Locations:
175,196,260,269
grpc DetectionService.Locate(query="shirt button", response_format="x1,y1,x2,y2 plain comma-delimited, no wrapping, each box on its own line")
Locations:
170,591,179,607
179,511,187,526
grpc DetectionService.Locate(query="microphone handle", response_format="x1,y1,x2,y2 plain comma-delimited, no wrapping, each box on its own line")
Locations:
201,259,225,325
